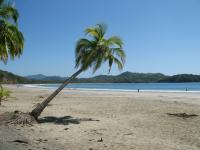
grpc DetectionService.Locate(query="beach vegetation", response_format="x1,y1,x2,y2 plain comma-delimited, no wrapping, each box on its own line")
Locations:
0,85,10,105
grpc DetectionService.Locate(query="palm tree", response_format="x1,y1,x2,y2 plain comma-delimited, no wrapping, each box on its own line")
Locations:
0,0,24,63
31,23,126,120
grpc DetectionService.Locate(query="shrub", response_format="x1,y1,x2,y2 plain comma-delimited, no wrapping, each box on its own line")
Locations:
0,85,11,105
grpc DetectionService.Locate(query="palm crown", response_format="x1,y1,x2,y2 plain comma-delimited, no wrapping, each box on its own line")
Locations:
75,24,125,73
0,0,24,63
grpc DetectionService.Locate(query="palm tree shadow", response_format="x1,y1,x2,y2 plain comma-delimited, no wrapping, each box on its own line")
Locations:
38,116,99,125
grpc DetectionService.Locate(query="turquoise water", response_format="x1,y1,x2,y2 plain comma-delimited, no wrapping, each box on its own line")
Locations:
28,83,200,92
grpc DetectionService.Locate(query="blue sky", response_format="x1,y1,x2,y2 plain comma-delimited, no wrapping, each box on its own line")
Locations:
1,0,200,77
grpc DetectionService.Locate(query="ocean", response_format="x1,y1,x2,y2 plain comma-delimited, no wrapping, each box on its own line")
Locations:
25,83,200,92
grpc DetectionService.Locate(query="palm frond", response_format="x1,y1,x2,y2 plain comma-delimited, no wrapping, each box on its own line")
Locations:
0,0,4,6
75,23,126,74
92,52,104,73
85,27,99,40
0,20,24,63
113,57,123,70
106,36,123,48
112,48,126,64
75,38,94,68
96,23,107,39
0,4,19,23
85,23,107,40
108,55,113,73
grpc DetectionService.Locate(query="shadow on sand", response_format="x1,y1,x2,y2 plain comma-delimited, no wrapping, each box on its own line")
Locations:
38,116,99,125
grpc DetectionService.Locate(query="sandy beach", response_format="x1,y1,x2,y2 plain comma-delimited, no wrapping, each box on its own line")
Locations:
0,85,200,150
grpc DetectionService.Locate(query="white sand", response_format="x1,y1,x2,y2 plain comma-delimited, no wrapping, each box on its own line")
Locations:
0,85,200,150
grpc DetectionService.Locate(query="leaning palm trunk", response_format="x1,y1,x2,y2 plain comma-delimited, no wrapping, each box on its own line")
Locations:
30,69,83,120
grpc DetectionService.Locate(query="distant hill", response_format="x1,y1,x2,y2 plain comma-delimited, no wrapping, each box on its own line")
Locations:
0,70,31,84
26,74,67,82
159,74,200,83
41,76,67,82
77,72,168,83
25,74,47,80
1,70,200,84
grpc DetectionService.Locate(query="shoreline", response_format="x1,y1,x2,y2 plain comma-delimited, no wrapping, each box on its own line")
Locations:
20,84,200,93
4,84,200,106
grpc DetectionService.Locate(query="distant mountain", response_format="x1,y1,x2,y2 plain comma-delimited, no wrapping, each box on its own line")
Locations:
41,76,67,81
159,74,200,83
26,74,67,82
25,74,47,80
77,72,168,83
21,72,169,83
0,71,67,84
1,70,200,84
0,70,31,84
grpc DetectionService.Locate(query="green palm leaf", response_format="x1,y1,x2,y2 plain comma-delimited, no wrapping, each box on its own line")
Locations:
0,4,19,23
0,0,24,63
75,23,126,73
